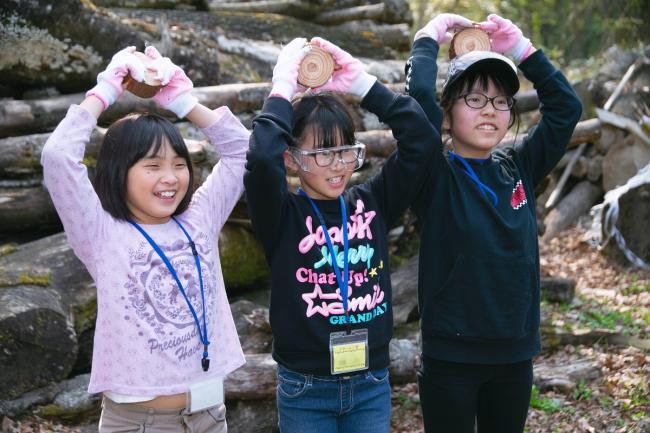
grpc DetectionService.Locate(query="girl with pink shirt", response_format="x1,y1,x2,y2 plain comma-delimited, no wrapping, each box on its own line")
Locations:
41,46,249,433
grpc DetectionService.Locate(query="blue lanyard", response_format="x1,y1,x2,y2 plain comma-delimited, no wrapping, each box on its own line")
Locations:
449,151,499,207
129,217,210,372
298,189,351,330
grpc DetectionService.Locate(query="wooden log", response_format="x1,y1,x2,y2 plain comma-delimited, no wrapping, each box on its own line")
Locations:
314,0,413,26
206,0,329,18
542,181,603,242
500,118,601,150
541,326,650,352
533,359,601,393
93,0,201,8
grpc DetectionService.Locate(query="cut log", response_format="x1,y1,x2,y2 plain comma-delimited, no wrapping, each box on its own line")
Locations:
499,118,601,151
542,181,603,242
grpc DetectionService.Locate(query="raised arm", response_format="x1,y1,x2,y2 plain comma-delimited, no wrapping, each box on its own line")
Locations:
142,46,251,231
310,37,440,226
480,14,582,184
41,47,146,266
244,38,310,251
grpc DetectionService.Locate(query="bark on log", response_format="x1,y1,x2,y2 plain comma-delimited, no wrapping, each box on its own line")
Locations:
533,359,601,393
206,0,329,18
542,181,603,242
314,1,412,26
0,186,61,233
500,118,601,150
0,84,543,138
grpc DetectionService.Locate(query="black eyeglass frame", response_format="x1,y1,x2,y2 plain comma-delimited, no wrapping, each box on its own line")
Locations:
458,92,516,111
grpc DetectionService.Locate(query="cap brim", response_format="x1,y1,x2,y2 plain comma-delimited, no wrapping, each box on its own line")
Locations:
444,51,520,95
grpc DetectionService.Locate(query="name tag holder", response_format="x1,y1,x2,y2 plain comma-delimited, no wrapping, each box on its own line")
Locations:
330,328,369,375
187,377,224,413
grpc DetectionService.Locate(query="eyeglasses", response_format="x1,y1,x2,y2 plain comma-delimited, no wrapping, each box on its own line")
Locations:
458,92,515,111
289,142,366,172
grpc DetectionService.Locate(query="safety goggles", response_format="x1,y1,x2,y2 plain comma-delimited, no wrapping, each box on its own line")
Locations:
289,142,366,172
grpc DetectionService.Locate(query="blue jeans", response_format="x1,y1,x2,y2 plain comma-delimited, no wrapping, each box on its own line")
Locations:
276,364,391,433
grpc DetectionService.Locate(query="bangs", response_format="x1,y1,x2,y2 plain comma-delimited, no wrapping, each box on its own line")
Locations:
292,93,356,149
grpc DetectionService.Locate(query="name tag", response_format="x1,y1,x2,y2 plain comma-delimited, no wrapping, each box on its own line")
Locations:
187,377,224,413
330,328,369,375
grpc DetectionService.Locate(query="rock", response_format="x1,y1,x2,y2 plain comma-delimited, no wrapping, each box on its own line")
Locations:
540,277,576,304
0,285,78,399
220,225,270,291
230,300,272,354
226,399,278,433
390,255,419,325
602,183,650,266
602,135,650,191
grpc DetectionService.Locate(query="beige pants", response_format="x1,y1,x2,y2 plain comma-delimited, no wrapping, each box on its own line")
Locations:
99,397,227,433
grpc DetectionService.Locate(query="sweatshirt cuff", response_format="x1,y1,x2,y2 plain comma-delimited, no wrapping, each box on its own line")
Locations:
518,49,556,85
360,81,395,120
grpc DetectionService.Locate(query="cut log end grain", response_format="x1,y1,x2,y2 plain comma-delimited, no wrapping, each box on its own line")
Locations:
123,52,163,99
298,46,334,88
449,27,491,60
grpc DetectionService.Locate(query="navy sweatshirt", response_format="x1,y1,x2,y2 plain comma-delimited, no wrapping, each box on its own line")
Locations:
406,38,582,364
244,82,439,375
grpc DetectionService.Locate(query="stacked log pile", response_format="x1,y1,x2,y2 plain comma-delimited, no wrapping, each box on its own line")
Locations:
1,0,649,429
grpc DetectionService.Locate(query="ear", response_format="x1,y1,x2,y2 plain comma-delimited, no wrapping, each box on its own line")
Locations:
442,114,451,132
283,150,299,174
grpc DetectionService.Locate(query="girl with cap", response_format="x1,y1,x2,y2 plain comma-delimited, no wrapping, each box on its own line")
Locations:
405,13,582,433
245,37,439,432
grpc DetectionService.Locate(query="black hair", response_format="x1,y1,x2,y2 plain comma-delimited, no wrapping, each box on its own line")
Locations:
93,112,194,221
441,64,520,131
291,93,356,149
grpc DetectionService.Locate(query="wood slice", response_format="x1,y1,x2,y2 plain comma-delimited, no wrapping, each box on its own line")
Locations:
298,46,334,88
123,51,163,99
449,27,491,59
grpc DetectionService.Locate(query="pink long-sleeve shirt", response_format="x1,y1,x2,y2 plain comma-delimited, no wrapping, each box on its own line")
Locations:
41,105,248,395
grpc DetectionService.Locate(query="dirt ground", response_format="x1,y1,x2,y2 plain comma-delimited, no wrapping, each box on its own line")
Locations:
390,225,650,433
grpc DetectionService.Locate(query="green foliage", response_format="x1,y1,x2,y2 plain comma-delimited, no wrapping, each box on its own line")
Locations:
530,385,562,413
573,379,593,401
407,0,649,62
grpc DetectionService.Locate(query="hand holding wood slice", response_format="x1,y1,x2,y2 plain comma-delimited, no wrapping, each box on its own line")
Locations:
123,51,163,98
298,45,334,88
449,27,491,59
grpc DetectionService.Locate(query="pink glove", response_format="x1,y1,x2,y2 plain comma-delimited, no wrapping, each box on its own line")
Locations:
86,46,145,109
414,13,473,44
144,46,198,118
479,14,534,64
309,37,376,98
270,38,310,101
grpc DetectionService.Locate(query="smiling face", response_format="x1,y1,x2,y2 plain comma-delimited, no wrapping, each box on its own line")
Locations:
443,78,512,158
288,128,354,200
125,139,190,224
